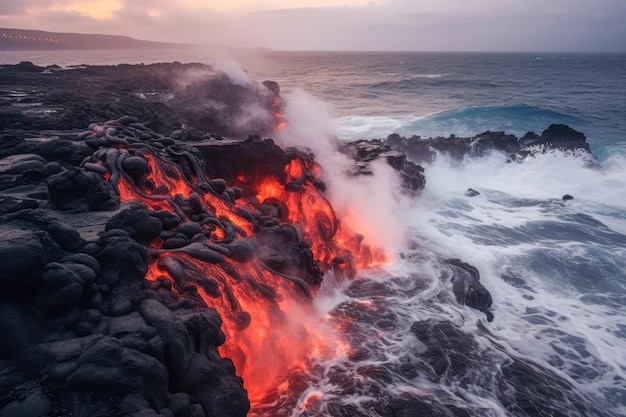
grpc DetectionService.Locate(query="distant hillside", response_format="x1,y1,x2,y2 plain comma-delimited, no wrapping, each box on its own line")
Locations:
0,28,191,50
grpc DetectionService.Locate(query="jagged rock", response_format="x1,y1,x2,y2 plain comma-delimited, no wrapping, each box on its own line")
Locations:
445,259,494,321
465,188,480,197
384,124,596,166
340,139,426,191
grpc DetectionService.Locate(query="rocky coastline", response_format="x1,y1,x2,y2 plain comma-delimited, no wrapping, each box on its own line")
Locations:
0,62,597,417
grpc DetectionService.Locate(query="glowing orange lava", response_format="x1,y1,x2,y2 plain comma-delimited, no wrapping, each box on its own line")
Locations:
102,143,382,410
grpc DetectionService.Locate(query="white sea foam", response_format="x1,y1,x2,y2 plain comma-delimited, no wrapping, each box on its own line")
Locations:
394,151,626,411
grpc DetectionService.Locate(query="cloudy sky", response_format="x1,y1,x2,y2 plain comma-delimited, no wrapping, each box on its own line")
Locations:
2,0,625,52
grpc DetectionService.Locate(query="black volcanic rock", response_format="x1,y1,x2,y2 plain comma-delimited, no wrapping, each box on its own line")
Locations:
0,228,62,299
340,139,426,191
0,62,606,417
445,258,494,321
253,216,323,294
105,204,163,244
48,166,120,212
384,124,597,167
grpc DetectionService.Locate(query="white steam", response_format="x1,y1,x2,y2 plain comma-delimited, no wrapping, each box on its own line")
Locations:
215,58,252,86
277,88,409,255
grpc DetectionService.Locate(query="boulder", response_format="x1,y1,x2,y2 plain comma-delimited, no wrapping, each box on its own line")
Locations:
47,167,119,212
105,204,163,244
138,299,193,379
445,259,494,321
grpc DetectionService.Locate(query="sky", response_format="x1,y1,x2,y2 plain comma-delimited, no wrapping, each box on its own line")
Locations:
2,0,626,52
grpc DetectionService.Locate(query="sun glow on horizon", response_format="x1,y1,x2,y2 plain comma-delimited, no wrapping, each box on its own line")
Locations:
37,0,124,20
178,0,384,12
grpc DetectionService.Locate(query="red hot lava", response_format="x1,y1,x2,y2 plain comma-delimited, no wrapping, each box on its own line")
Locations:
94,134,385,411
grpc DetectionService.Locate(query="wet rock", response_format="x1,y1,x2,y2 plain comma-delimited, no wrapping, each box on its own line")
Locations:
562,194,574,201
445,259,494,321
340,139,426,191
464,188,480,197
384,124,597,167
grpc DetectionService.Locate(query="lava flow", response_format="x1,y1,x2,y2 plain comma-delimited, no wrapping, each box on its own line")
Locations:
90,130,385,411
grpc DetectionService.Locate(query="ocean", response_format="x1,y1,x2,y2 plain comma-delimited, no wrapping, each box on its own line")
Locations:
2,49,625,416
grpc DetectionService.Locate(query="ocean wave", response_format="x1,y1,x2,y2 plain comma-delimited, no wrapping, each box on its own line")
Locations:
399,104,586,138
336,104,587,141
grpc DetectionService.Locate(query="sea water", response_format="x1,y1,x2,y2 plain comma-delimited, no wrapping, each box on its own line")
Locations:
2,49,625,416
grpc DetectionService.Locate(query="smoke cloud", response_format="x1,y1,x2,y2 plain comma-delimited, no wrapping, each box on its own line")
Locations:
277,88,408,256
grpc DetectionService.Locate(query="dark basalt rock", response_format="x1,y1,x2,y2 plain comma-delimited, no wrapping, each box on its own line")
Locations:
0,196,39,215
47,166,119,212
105,204,163,244
195,136,291,192
253,216,323,293
384,124,597,167
0,208,84,252
340,139,426,191
445,258,494,322
0,61,606,417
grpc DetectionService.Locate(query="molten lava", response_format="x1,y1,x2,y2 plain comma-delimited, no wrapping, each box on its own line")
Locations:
97,140,384,411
